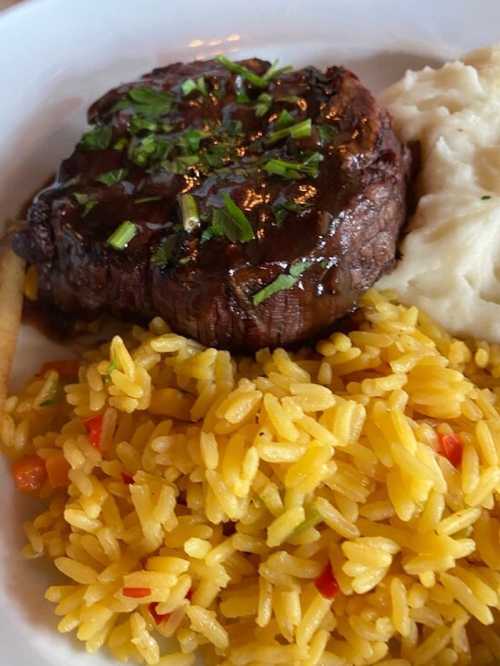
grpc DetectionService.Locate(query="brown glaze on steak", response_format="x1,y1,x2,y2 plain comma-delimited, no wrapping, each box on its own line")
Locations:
13,58,411,351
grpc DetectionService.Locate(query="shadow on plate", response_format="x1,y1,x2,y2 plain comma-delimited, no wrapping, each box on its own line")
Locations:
0,469,62,634
342,50,446,91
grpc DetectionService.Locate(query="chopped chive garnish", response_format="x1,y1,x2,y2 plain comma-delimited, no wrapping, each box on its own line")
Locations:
276,95,300,104
73,192,98,217
178,128,208,154
104,358,118,383
318,124,337,145
290,119,312,139
289,259,312,277
114,86,175,118
275,109,295,129
129,134,171,166
216,55,268,88
181,76,208,97
291,507,322,536
217,55,292,88
202,198,255,244
96,168,128,186
135,196,162,204
180,194,200,232
161,122,174,133
255,92,273,117
224,119,243,136
262,60,293,84
264,152,323,179
152,235,177,267
162,155,200,175
235,76,250,104
201,208,228,243
272,200,311,225
107,221,138,250
481,195,492,200
253,274,296,305
129,115,158,134
196,77,208,96
267,124,295,145
273,207,288,226
223,193,255,242
267,118,312,145
80,125,112,151
176,154,200,166
40,379,61,407
40,397,59,407
113,137,128,151
204,144,228,169
252,259,311,305
181,78,197,96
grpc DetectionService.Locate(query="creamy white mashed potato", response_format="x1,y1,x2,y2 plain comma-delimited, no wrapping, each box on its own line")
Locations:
379,46,500,341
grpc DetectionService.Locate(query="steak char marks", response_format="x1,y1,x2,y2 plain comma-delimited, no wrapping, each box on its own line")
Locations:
13,58,411,351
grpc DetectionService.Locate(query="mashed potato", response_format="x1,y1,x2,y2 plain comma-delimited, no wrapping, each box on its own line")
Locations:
379,46,500,342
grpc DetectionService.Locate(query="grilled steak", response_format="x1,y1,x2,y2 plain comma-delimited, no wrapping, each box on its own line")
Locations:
13,57,411,351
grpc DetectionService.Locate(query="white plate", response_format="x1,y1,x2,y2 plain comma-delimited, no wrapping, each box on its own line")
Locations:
1,0,500,663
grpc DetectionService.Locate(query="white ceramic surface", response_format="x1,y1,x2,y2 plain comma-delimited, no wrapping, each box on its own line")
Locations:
1,1,500,663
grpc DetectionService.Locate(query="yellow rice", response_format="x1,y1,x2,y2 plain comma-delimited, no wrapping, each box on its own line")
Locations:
4,289,500,664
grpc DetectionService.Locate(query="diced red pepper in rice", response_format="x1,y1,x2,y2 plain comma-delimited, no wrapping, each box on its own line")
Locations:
123,587,151,598
45,454,70,488
186,587,193,601
438,432,463,467
122,472,135,485
149,601,170,625
12,454,47,493
83,414,103,449
314,562,340,599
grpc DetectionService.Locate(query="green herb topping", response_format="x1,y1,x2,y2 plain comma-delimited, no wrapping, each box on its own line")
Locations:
108,358,117,374
152,235,177,267
107,221,138,250
275,109,295,128
261,60,293,84
201,195,255,244
255,92,273,117
235,76,251,104
216,55,291,89
129,115,158,134
113,137,128,151
276,94,300,104
114,86,175,118
267,118,312,145
178,128,209,154
201,209,226,243
129,134,171,167
291,506,322,536
96,168,128,186
224,119,243,137
263,152,323,179
181,76,208,97
73,192,98,217
252,259,312,306
272,200,311,225
481,195,492,200
216,55,269,88
222,193,255,241
135,196,162,204
318,124,337,145
180,194,200,232
80,125,112,151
